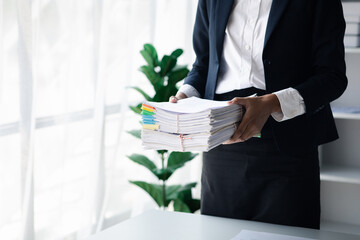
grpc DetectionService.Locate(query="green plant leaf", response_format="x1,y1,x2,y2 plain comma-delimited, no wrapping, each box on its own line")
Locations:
127,154,177,181
152,85,178,102
177,188,192,200
128,86,152,101
170,49,184,58
174,185,201,213
178,190,200,213
166,182,197,200
172,64,187,71
152,168,173,181
167,152,198,172
165,184,182,200
157,150,168,155
144,44,159,66
139,65,163,92
140,49,154,68
160,55,177,77
129,181,165,207
186,199,201,213
127,129,141,139
128,154,157,172
168,67,190,85
173,199,191,213
129,103,142,115
177,182,197,192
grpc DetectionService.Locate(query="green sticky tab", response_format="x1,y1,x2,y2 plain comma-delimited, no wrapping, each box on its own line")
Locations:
141,110,155,115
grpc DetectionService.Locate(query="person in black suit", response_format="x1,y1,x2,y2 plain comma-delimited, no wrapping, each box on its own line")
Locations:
170,0,347,229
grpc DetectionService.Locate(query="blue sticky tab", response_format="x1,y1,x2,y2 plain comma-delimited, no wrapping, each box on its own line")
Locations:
142,120,156,124
142,115,155,120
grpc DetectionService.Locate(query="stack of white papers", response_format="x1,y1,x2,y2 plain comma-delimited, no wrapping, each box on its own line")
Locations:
140,97,244,152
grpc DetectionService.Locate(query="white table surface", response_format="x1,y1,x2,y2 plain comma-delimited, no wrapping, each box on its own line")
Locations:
87,210,360,240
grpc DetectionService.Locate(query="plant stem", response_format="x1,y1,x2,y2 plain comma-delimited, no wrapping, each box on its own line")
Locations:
161,152,166,210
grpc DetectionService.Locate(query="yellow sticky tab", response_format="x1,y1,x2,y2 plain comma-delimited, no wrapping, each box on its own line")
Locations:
142,124,160,130
141,106,155,112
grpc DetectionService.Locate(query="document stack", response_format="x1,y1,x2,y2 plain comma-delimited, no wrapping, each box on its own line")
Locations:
141,97,244,152
342,1,360,47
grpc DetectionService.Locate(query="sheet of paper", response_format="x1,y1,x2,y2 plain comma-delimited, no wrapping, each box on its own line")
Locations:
145,97,231,113
230,230,315,240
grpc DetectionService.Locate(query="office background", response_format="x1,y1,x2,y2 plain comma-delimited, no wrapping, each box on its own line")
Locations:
1,0,360,239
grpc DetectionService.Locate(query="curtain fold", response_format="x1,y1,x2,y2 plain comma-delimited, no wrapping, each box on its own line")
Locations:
92,0,107,234
16,0,36,239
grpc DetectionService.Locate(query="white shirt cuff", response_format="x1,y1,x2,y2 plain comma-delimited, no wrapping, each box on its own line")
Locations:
271,87,306,122
178,84,201,98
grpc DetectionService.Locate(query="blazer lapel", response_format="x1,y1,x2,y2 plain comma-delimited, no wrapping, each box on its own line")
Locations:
215,0,234,61
264,0,290,48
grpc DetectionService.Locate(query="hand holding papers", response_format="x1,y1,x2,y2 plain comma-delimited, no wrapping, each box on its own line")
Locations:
141,97,244,152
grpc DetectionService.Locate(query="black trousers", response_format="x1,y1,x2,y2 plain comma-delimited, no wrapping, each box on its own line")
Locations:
201,88,320,229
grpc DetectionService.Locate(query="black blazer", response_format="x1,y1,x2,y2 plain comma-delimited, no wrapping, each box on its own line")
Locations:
184,0,348,155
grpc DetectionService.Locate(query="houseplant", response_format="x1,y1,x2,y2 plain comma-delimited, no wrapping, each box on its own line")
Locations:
127,43,200,213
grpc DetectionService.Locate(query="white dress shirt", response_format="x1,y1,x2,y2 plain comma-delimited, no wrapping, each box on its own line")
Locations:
179,0,306,122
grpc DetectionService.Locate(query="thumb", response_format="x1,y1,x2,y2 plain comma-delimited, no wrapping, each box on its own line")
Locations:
228,97,247,105
169,96,178,103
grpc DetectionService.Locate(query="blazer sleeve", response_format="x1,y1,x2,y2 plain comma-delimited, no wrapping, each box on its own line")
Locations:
183,0,210,98
294,0,348,114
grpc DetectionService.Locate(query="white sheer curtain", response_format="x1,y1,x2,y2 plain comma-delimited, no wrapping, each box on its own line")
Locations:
0,0,199,239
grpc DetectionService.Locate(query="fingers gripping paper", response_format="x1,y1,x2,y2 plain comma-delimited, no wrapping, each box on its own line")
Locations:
140,97,244,152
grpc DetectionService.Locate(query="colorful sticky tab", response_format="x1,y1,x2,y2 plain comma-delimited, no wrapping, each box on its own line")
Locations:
141,103,156,113
142,120,156,125
142,115,155,120
142,124,160,130
142,104,155,110
141,106,155,112
141,110,155,116
142,115,156,125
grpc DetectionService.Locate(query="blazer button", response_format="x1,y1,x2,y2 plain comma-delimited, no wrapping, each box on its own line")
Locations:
264,59,271,65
